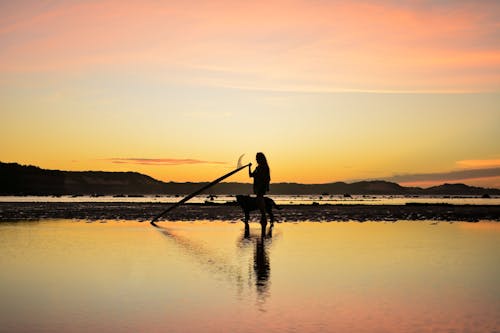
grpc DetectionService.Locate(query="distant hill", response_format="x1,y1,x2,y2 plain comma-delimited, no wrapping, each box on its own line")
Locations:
424,183,498,195
0,162,165,195
1,162,499,196
268,180,414,195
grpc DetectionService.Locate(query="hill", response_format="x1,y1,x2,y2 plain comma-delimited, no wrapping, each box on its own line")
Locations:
1,162,499,196
0,162,165,195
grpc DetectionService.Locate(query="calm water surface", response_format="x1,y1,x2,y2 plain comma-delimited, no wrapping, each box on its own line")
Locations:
0,220,499,332
1,194,499,205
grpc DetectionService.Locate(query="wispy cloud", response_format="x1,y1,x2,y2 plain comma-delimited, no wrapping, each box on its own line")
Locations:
106,158,226,166
0,0,498,92
456,159,500,169
386,167,500,183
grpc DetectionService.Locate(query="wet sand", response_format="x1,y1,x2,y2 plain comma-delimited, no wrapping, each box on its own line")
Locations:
1,202,499,222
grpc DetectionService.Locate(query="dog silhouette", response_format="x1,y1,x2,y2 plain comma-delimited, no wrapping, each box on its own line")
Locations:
236,195,281,225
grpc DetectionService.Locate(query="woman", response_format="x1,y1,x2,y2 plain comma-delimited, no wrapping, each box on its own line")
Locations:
249,152,271,227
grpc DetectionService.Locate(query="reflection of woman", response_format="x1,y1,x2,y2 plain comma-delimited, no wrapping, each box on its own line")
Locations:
249,152,271,228
240,227,272,304
254,236,270,294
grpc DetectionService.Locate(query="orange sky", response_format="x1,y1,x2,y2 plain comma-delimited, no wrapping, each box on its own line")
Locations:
0,0,499,187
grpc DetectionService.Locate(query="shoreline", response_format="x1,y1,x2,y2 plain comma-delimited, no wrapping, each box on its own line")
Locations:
1,202,499,222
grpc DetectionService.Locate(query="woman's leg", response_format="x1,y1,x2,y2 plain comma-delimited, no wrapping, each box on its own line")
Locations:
256,194,267,228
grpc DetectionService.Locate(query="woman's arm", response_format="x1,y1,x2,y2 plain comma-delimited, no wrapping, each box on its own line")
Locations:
248,163,253,177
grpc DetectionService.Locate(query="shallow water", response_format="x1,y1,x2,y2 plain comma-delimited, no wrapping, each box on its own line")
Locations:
1,194,499,205
0,220,499,333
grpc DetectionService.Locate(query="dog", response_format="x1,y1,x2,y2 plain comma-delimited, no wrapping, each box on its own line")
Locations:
236,195,281,225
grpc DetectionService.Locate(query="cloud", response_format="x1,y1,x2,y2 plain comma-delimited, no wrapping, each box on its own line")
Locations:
386,167,500,183
456,159,500,168
106,158,226,166
0,0,498,92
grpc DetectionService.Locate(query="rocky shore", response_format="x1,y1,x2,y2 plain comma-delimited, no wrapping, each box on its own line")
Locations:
1,202,499,222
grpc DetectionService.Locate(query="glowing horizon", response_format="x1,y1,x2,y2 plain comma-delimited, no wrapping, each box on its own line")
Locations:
1,1,499,187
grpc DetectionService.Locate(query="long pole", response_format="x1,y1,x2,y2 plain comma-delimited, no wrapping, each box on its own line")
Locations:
151,163,250,227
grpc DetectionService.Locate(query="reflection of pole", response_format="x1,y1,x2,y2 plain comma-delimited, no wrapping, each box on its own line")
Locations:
157,228,245,287
151,163,251,227
159,225,276,303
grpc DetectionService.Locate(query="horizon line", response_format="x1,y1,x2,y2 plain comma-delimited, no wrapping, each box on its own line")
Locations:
2,161,499,190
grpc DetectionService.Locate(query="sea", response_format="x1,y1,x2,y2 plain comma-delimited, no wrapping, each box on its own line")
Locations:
0,220,499,332
0,194,499,205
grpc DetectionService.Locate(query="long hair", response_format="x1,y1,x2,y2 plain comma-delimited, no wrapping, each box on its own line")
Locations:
256,152,268,168
256,152,270,181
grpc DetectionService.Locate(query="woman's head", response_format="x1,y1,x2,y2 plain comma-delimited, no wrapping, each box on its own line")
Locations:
256,152,267,166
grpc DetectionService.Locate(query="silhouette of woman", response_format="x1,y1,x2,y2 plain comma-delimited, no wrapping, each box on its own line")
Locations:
240,226,272,308
249,152,271,229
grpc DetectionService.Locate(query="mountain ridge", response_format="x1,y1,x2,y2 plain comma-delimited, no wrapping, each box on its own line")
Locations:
1,162,499,196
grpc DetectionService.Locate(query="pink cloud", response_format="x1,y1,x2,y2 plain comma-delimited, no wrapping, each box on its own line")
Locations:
456,159,500,169
387,167,500,188
1,0,498,92
106,158,227,166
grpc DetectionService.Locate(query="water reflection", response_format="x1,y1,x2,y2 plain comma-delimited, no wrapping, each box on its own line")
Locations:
157,227,244,288
241,223,273,307
157,222,275,306
1,221,499,333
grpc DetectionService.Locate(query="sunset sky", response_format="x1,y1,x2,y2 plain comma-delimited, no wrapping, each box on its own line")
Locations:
1,0,499,187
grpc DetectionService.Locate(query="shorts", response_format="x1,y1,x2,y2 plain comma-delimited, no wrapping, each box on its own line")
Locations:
253,184,268,196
